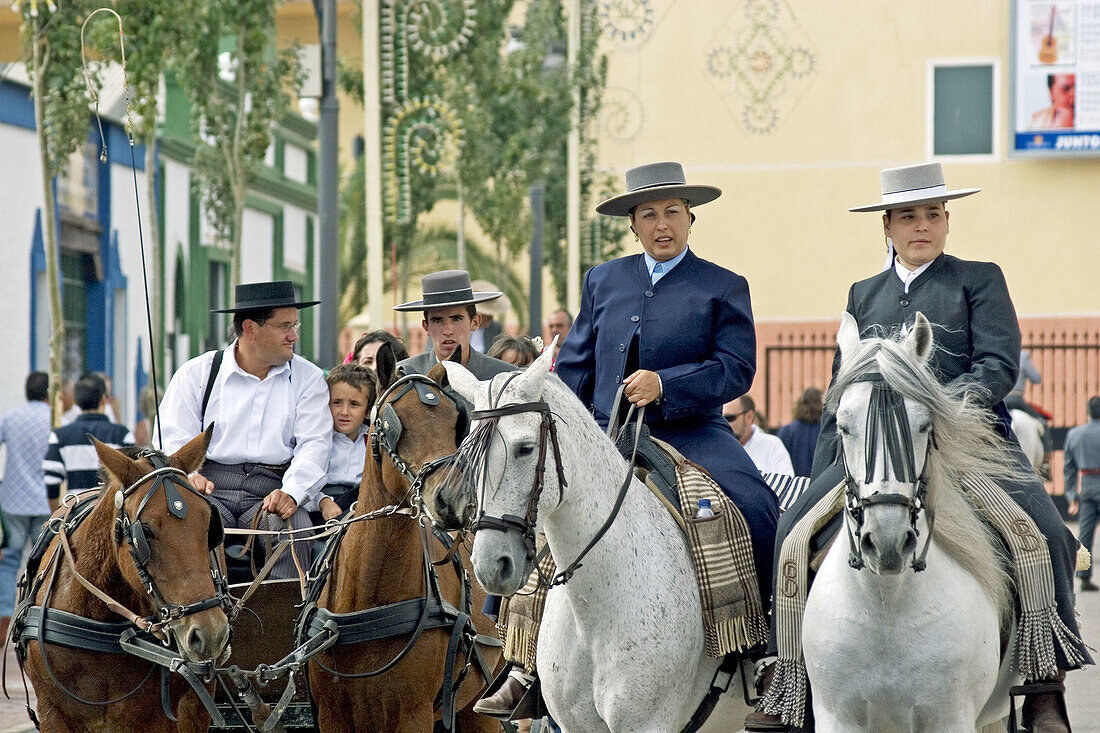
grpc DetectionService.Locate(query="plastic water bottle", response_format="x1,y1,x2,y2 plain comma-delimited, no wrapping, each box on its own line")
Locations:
695,498,715,519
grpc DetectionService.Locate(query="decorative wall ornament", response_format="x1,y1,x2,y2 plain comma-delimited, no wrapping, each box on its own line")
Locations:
600,87,645,141
380,0,474,222
705,0,817,134
598,0,656,47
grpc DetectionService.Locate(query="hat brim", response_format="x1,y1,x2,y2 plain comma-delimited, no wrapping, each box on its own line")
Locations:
848,188,981,213
393,291,503,312
211,299,320,313
596,184,722,217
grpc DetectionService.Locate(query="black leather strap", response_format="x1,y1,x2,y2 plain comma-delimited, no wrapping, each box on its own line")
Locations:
200,348,224,426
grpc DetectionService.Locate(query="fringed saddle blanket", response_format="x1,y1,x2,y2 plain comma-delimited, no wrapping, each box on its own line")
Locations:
498,439,769,666
760,476,1088,728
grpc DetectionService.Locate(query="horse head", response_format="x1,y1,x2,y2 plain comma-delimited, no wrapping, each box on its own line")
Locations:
94,427,230,663
833,311,937,575
368,361,469,520
443,347,561,596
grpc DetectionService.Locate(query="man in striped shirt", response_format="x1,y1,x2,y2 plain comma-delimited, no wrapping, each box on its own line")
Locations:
43,373,134,497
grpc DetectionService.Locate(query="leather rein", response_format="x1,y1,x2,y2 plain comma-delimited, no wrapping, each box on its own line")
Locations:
466,377,644,588
840,372,936,572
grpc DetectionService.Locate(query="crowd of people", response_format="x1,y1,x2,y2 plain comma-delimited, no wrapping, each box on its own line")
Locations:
0,158,1097,732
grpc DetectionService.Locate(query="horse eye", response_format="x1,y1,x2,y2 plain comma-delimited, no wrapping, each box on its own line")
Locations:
516,442,536,457
837,424,851,437
918,422,932,433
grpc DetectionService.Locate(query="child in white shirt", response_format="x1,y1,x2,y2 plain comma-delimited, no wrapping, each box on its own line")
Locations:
314,364,377,521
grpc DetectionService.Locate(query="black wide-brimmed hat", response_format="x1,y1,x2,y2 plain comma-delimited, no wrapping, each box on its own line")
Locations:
595,161,722,217
211,280,320,313
393,270,503,312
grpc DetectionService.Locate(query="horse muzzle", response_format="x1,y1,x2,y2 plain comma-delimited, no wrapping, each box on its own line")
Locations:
859,504,918,576
470,529,530,595
175,608,231,663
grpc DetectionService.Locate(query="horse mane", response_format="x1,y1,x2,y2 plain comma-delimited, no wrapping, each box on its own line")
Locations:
445,370,626,510
828,331,1020,621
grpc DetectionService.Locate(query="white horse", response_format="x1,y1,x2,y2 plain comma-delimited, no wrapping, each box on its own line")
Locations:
441,351,725,733
1010,408,1046,473
803,312,1020,733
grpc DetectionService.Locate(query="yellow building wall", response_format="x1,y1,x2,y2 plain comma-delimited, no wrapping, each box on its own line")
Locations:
595,0,1100,320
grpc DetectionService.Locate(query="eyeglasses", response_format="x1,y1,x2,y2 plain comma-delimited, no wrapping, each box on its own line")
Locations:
268,321,301,334
724,410,749,422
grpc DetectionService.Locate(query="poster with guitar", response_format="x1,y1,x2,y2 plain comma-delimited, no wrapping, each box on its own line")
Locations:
1013,0,1100,154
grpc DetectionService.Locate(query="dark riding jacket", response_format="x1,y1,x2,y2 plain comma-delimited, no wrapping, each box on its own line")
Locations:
811,253,1021,477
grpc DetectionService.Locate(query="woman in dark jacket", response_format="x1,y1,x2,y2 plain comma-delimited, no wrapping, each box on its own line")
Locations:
749,162,1088,733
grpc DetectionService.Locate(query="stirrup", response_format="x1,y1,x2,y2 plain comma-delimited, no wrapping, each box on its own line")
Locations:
477,663,546,721
1007,679,1071,733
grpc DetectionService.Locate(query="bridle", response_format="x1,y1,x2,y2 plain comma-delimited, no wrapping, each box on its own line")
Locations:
466,373,568,574
840,372,936,572
369,374,469,518
111,450,230,632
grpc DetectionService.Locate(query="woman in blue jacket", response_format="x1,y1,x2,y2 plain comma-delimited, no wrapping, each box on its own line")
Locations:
555,161,779,611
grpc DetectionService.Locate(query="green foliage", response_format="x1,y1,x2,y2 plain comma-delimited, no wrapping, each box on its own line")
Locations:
174,0,300,283
446,0,627,302
18,1,102,178
337,0,624,318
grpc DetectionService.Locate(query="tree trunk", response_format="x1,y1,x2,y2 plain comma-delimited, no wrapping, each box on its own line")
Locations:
144,130,162,369
230,182,245,287
33,35,65,427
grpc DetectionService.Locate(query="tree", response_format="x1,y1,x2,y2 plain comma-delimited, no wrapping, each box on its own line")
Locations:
174,0,300,287
16,0,103,422
446,0,627,303
91,0,202,367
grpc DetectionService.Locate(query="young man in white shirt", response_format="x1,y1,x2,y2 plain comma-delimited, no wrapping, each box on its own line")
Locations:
156,281,332,579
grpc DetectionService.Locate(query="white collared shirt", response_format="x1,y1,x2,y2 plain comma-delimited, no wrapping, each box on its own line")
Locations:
304,426,368,511
643,247,689,285
155,342,332,506
894,257,934,294
743,424,795,476
326,425,368,487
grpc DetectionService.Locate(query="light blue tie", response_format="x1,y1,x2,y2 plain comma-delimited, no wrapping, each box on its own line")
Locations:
652,262,664,285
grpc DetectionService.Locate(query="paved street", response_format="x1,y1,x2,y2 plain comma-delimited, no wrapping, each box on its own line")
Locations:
1,522,1096,732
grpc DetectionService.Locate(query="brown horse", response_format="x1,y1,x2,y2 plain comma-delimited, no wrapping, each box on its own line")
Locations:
18,430,231,732
307,362,503,732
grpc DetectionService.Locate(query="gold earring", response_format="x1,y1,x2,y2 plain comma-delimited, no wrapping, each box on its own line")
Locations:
689,226,692,235
633,233,639,242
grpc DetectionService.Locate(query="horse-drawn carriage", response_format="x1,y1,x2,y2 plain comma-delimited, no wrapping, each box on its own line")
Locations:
4,364,510,733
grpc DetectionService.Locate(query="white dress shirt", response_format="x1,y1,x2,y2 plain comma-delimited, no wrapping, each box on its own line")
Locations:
742,424,795,476
893,257,934,294
155,343,332,507
304,426,368,512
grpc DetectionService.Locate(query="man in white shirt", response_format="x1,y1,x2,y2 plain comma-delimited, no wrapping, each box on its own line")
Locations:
156,281,331,579
724,395,794,476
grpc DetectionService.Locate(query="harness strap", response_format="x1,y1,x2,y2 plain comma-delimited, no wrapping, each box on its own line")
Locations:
200,348,224,427
551,406,645,586
438,610,471,730
57,528,160,636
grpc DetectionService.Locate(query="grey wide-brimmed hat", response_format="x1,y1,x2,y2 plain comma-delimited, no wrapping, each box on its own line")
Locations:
596,161,722,217
849,162,980,213
211,280,320,313
393,270,503,312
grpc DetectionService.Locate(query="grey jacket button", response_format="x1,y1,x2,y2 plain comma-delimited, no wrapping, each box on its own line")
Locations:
631,315,639,322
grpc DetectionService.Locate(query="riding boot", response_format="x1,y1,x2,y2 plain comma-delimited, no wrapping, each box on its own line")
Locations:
473,667,535,719
1021,670,1071,733
744,660,792,732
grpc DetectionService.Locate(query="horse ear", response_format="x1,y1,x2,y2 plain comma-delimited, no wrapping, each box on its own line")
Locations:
93,436,139,487
441,360,482,403
374,341,397,391
836,312,862,365
173,424,214,475
905,312,935,363
514,344,553,396
427,362,448,387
